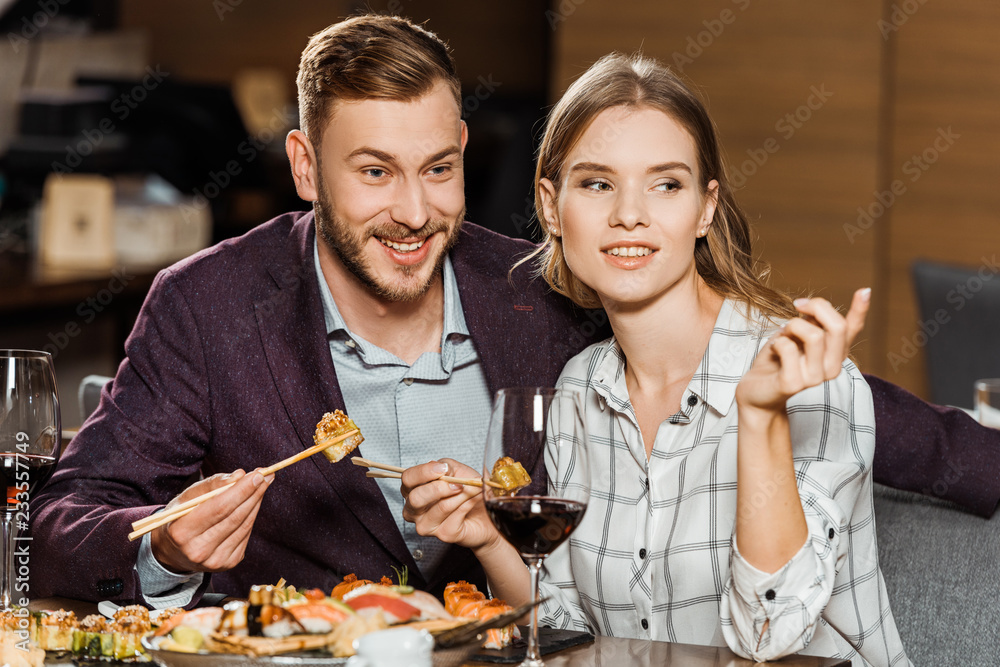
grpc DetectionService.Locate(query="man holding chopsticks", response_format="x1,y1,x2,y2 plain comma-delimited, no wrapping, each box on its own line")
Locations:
31,15,600,607
30,14,1000,609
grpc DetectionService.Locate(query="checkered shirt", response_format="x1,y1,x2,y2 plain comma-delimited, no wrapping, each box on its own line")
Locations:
538,298,911,667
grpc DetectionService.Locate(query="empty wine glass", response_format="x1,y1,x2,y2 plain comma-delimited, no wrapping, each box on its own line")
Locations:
0,350,61,610
482,387,589,667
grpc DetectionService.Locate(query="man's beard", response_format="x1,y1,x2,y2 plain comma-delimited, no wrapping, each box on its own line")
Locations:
314,179,465,302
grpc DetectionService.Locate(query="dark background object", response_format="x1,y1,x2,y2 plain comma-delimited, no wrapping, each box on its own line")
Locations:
911,259,1000,409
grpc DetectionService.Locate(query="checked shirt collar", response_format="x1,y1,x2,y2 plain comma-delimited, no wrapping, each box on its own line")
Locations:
588,298,772,430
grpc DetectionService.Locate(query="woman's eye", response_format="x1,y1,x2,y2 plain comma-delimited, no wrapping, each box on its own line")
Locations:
656,180,681,192
583,180,612,192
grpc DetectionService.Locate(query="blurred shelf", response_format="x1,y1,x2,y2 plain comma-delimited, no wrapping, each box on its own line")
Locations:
0,253,162,314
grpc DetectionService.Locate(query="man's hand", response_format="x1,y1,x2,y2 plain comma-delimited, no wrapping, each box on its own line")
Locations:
401,459,501,553
151,469,272,574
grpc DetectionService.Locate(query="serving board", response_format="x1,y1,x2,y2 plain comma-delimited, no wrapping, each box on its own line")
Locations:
471,627,595,663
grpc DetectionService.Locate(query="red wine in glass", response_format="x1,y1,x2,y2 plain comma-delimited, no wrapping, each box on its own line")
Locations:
0,454,57,514
485,497,585,557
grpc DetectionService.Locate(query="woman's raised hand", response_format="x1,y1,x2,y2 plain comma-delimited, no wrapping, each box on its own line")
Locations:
736,288,871,413
401,459,501,552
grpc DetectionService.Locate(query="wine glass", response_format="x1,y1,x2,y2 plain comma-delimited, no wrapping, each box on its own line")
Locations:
974,378,1000,428
482,387,589,667
0,350,61,610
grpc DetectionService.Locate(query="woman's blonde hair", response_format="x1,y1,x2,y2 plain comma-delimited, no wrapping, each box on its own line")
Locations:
531,52,796,321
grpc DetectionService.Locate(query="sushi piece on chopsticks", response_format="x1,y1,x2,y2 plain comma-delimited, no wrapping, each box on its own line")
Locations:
313,411,365,461
490,456,532,496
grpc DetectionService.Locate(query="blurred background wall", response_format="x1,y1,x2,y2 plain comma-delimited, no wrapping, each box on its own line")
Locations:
1,0,998,425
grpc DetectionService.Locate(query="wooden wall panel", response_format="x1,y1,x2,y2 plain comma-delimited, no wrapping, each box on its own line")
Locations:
550,0,883,370
881,1,1000,395
118,0,352,87
118,1,546,95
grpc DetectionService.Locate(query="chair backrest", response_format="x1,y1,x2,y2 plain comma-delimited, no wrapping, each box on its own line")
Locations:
78,374,113,421
911,259,1000,408
874,484,1000,663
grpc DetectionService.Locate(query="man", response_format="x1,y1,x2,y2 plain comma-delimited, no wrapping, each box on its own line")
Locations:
31,14,999,608
31,15,597,606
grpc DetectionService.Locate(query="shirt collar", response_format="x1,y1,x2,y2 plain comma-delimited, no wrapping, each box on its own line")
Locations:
313,238,470,361
691,298,773,416
590,298,772,419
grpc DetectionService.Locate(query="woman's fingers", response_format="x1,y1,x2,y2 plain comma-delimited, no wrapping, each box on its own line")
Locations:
780,318,826,386
844,287,872,350
403,480,477,525
740,288,872,412
402,459,475,510
401,460,454,501
401,459,482,543
791,289,871,380
771,335,805,395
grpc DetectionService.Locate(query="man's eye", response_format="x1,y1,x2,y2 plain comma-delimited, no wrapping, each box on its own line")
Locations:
364,168,386,178
428,165,450,176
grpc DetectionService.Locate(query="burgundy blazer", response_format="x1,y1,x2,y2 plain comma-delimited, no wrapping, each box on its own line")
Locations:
866,374,1000,517
30,212,604,603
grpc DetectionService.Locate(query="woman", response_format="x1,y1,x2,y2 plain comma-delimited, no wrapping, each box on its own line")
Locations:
402,53,908,666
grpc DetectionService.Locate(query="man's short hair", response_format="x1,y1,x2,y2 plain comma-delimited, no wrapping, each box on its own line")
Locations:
296,14,462,145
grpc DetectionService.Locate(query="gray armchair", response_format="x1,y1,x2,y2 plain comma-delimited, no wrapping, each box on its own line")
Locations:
78,374,113,422
874,483,1000,663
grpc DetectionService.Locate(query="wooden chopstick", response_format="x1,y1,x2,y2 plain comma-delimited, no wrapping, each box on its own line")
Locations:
351,456,502,489
364,469,489,488
127,429,359,541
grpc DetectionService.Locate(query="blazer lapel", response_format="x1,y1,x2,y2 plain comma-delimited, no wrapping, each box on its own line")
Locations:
452,231,549,397
451,226,549,491
254,215,421,582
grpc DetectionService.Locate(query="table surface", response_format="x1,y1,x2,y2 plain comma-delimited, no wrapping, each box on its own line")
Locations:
461,635,850,667
29,598,849,667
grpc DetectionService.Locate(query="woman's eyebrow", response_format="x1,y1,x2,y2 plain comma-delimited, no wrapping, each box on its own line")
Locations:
647,161,692,175
569,161,615,174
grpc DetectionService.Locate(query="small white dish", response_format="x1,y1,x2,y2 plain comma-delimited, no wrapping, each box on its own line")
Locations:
347,627,433,667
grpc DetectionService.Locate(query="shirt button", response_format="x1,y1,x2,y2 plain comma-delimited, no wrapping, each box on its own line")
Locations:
345,340,356,348
403,378,414,386
828,527,835,540
413,549,423,561
669,416,679,424
645,478,649,490
765,589,776,601
640,618,648,630
639,548,647,560
687,395,698,407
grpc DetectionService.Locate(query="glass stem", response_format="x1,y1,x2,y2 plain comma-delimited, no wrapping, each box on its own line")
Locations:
525,557,543,662
1,509,17,610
